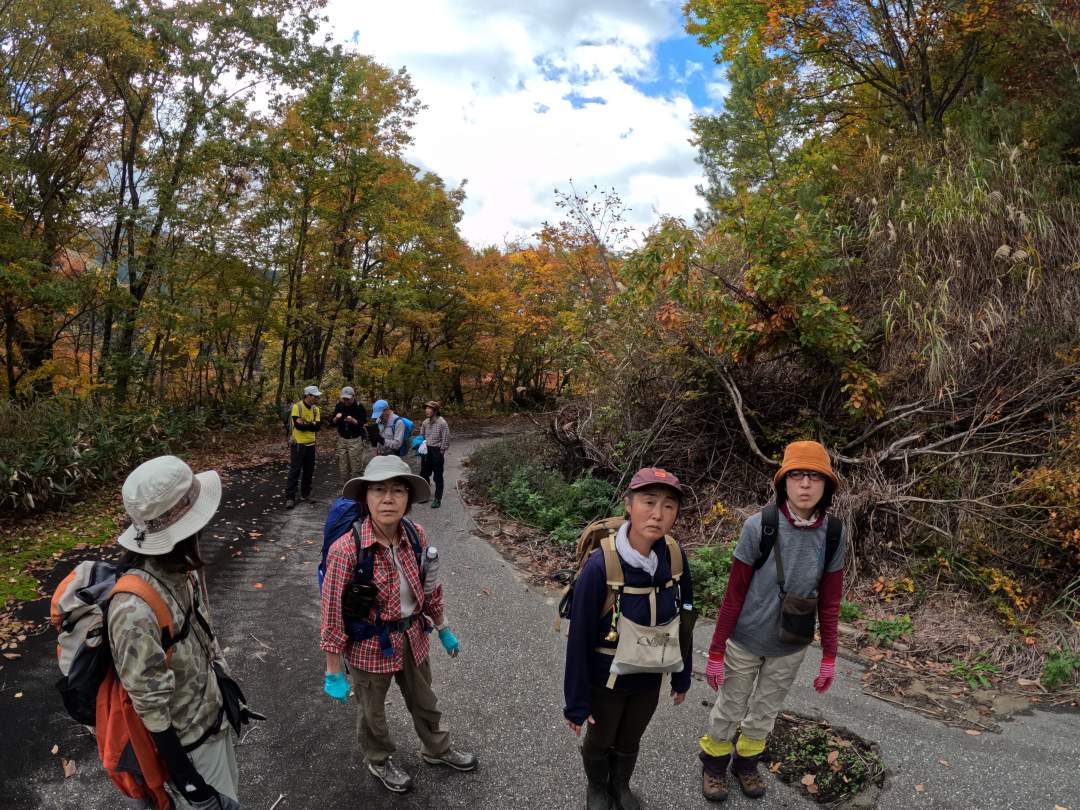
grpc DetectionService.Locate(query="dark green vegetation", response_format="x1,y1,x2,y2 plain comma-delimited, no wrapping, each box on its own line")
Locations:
468,434,618,547
767,713,886,804
0,397,223,512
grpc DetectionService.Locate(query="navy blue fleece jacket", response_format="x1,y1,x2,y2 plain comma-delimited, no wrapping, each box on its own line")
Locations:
563,535,693,725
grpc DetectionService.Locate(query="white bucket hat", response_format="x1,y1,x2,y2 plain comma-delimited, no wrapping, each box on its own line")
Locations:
117,456,222,555
342,455,430,504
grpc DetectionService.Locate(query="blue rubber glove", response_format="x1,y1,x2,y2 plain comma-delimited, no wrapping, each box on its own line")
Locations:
324,672,349,703
438,626,460,656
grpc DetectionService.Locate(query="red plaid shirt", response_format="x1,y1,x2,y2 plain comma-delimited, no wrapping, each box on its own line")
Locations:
320,516,444,673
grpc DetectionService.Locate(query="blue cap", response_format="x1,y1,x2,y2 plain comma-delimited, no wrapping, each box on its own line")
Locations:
371,399,389,420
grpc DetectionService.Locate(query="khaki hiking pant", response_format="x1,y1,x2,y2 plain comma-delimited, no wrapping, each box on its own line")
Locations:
706,639,807,744
337,436,368,480
351,634,450,764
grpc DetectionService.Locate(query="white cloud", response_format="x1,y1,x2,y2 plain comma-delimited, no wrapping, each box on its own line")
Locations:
323,0,706,246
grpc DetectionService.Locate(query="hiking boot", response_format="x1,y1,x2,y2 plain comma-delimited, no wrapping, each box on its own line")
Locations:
731,753,766,799
284,498,295,509
431,499,441,509
422,748,478,771
609,751,642,810
699,752,730,802
368,757,413,793
581,749,613,810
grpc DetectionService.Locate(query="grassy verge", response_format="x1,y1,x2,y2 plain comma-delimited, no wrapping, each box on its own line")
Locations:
0,492,123,608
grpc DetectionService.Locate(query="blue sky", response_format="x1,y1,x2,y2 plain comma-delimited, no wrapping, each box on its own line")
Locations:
326,1,726,246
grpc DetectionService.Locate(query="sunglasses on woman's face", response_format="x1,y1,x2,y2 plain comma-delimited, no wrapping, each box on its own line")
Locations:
787,470,824,482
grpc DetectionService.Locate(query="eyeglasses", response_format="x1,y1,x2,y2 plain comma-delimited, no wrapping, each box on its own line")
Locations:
787,470,824,482
369,483,409,499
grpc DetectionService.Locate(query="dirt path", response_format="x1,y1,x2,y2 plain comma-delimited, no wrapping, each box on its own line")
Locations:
3,431,1079,808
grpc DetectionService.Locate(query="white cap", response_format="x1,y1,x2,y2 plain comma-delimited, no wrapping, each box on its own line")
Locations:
303,385,322,397
341,386,355,398
117,456,222,555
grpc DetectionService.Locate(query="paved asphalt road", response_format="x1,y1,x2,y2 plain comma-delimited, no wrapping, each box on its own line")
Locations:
3,430,1079,809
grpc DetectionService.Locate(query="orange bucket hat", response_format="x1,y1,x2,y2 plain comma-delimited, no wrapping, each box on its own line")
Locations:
773,440,838,489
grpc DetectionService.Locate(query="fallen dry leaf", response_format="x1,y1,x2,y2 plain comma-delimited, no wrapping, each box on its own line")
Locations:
51,744,59,755
14,691,23,698
768,761,782,774
62,758,76,778
827,750,839,765
915,783,925,793
253,583,264,590
2,652,20,660
939,759,950,768
801,773,816,787
806,784,819,795
965,729,982,736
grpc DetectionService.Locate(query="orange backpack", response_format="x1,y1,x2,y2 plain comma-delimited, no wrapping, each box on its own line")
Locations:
52,561,181,809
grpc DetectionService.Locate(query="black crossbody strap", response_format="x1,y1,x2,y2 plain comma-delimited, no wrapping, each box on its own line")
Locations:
755,503,780,571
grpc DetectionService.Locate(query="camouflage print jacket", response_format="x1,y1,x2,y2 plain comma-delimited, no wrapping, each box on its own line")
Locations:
107,559,226,745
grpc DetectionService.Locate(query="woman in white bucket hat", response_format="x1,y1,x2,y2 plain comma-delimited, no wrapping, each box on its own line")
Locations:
109,455,257,809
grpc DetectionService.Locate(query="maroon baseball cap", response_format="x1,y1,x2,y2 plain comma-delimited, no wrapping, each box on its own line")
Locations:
628,467,683,498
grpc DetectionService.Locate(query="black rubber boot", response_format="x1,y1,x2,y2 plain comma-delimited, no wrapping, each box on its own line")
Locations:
581,749,613,810
609,751,642,810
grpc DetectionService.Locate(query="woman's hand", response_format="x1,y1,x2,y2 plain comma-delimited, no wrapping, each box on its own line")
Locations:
814,657,836,693
567,715,595,736
324,672,350,703
672,690,687,706
438,626,460,657
705,654,725,691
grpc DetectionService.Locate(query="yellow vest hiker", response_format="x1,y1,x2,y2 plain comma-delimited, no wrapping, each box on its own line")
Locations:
291,401,320,445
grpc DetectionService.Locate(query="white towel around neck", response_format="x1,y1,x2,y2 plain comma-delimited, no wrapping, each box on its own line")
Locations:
615,522,659,578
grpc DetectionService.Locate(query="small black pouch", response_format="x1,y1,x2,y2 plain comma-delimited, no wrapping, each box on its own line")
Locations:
773,540,818,646
342,580,377,623
213,662,266,734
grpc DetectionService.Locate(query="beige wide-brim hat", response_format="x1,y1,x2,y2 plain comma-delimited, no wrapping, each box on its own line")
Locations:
117,455,222,555
342,455,431,504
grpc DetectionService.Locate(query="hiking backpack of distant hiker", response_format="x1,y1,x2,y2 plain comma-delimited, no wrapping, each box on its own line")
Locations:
282,400,299,442
51,560,184,809
392,415,414,456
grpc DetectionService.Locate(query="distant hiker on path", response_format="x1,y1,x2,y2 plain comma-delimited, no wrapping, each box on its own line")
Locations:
371,398,409,457
320,455,476,795
419,400,450,509
698,440,845,802
333,386,368,481
563,467,694,810
108,456,258,809
285,384,322,509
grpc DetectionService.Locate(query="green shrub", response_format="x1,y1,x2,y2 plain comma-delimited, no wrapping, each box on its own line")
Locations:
688,538,737,607
467,432,559,500
839,600,863,622
480,442,618,546
0,397,213,514
866,614,914,646
949,653,1001,689
1041,648,1080,690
